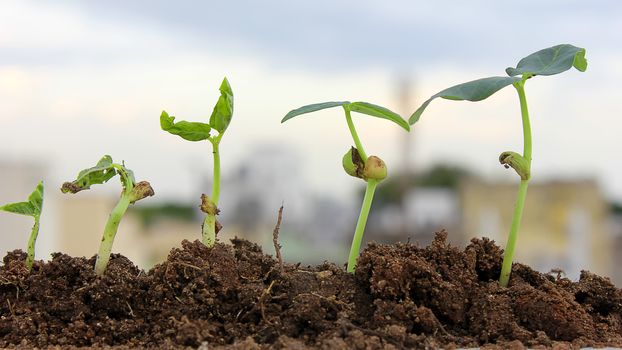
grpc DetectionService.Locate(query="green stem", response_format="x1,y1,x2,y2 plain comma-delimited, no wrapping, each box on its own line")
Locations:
499,180,529,287
347,179,378,273
202,136,222,247
95,193,132,275
499,80,532,287
210,137,222,206
344,107,368,161
517,81,532,162
25,216,40,271
203,214,217,246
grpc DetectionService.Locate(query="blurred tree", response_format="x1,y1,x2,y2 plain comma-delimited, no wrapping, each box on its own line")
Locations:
130,203,197,228
371,164,471,206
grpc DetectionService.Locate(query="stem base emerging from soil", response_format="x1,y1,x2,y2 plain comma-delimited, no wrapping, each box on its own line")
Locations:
95,194,131,275
347,179,378,273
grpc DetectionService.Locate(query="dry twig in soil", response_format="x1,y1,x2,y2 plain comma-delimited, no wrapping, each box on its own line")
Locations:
272,205,284,273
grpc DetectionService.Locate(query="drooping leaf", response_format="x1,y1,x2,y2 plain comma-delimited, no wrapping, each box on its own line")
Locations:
61,155,117,193
349,102,410,131
160,111,212,142
209,77,234,133
410,76,520,124
282,101,409,131
0,181,44,218
281,101,351,123
506,44,587,77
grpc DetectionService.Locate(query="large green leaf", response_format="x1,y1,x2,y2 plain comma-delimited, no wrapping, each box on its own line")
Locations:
350,102,410,131
506,44,587,77
209,77,234,133
160,111,212,142
410,44,588,125
410,76,520,124
281,101,351,123
0,181,44,218
62,155,117,193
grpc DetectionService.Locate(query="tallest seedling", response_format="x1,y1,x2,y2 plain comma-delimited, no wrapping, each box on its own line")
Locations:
410,44,587,287
160,77,233,247
282,101,410,272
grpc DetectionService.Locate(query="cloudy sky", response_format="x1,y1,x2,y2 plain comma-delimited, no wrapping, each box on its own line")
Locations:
1,0,621,205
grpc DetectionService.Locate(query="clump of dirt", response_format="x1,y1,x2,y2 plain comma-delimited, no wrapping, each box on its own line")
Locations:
1,231,621,349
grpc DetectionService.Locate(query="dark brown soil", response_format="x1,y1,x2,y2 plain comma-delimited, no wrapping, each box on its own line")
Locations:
1,231,621,349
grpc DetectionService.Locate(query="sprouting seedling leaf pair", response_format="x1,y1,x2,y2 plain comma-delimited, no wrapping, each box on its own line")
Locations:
282,101,410,272
410,44,587,287
61,155,154,275
410,44,587,124
0,181,44,271
160,77,233,247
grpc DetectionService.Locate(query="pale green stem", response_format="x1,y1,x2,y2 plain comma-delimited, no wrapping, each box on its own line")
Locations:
344,107,368,161
499,180,529,286
95,193,132,275
202,135,222,247
25,216,40,271
210,138,222,205
347,179,378,273
499,80,532,287
517,82,533,162
203,214,217,246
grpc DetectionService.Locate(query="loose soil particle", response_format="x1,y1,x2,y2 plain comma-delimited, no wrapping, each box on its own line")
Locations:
1,231,621,349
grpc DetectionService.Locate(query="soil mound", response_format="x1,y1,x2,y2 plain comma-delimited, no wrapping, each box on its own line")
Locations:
1,231,620,349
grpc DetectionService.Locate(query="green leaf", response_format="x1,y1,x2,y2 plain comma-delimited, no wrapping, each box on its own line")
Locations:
62,155,117,193
0,202,36,217
0,181,44,218
506,44,587,77
283,101,409,131
281,101,351,123
410,76,520,124
28,181,44,214
350,102,410,131
209,77,234,133
160,111,212,142
124,167,136,185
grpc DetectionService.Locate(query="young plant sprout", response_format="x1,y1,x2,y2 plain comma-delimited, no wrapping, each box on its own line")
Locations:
160,77,233,247
61,155,154,275
282,101,410,272
410,44,587,287
0,181,44,271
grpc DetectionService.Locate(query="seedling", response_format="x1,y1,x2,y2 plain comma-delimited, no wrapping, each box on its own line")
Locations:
160,77,233,247
61,155,154,275
282,101,410,272
410,44,587,287
0,181,44,271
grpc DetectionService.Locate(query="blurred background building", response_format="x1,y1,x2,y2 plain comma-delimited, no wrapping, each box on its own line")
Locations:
1,1,621,286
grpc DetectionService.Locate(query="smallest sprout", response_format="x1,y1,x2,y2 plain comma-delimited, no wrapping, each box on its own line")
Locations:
0,181,44,271
61,155,154,275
